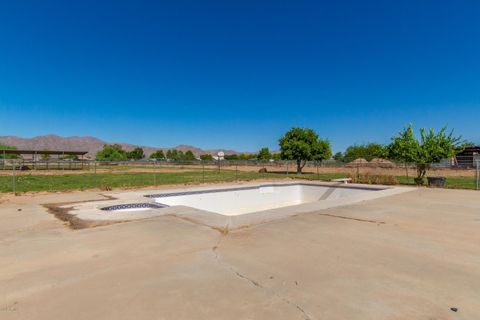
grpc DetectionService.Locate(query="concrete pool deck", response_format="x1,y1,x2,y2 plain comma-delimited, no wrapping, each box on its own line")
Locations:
1,186,480,319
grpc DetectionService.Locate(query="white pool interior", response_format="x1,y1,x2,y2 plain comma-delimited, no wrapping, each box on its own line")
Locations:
151,183,380,216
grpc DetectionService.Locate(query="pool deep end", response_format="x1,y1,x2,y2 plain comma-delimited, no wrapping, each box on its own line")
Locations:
146,183,382,216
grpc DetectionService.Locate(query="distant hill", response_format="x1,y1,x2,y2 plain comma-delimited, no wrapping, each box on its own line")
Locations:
0,135,242,158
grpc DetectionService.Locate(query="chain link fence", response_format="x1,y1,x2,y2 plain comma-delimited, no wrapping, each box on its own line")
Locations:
1,158,479,194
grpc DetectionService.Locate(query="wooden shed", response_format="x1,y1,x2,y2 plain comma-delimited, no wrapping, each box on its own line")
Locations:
455,146,480,167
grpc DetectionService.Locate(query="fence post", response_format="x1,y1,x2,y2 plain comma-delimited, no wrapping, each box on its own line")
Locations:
153,160,157,186
202,161,205,183
235,162,238,182
316,161,319,180
476,160,480,190
286,161,289,176
94,161,97,189
12,161,16,194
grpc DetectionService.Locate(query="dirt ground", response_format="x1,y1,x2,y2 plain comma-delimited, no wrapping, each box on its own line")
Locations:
0,163,476,177
1,186,479,319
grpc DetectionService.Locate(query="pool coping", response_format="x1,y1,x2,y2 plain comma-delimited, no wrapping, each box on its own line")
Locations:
144,182,382,199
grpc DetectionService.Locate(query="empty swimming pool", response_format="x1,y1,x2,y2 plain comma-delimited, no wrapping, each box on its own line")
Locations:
146,183,382,216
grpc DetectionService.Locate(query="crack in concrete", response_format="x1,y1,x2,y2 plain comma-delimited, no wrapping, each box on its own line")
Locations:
280,297,312,320
212,236,313,320
318,213,386,224
171,214,229,234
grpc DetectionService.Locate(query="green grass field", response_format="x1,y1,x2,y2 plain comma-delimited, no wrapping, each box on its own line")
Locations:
0,169,477,193
396,175,477,190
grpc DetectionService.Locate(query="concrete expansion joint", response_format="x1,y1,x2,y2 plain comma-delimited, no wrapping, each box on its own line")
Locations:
318,213,386,225
211,236,314,320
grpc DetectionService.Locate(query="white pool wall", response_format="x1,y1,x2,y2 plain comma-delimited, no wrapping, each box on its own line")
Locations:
153,184,379,216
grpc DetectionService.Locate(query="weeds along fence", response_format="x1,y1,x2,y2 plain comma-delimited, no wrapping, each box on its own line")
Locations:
0,158,479,194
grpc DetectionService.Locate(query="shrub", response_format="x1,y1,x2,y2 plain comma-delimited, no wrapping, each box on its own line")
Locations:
349,173,398,185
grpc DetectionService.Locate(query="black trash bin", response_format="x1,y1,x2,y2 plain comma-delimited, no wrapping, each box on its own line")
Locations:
427,176,446,187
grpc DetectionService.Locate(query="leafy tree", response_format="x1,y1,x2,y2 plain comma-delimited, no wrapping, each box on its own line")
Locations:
333,152,344,162
224,154,238,160
387,125,417,164
389,124,462,184
183,150,196,161
238,153,256,160
127,147,145,160
177,150,184,160
257,147,272,161
166,149,174,160
166,149,181,161
224,153,256,161
279,127,332,173
165,149,196,161
149,150,165,160
272,153,281,160
200,154,213,161
0,144,19,159
96,144,127,161
344,143,387,162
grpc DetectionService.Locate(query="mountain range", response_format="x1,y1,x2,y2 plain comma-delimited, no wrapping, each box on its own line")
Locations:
0,135,241,158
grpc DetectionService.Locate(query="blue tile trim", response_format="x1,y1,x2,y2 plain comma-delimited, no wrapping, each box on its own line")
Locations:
145,182,382,199
101,202,169,211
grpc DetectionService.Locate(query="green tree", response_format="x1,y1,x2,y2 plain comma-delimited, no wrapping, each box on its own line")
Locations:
333,152,344,162
177,150,184,160
0,144,19,159
272,153,281,160
183,150,196,161
257,147,272,161
149,150,165,160
224,154,238,160
126,147,145,160
344,143,387,162
389,124,462,184
279,127,332,173
200,154,213,161
166,149,181,161
96,144,127,161
387,125,417,164
238,153,256,160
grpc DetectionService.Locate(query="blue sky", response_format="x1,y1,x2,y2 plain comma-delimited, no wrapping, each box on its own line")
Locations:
0,0,479,152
